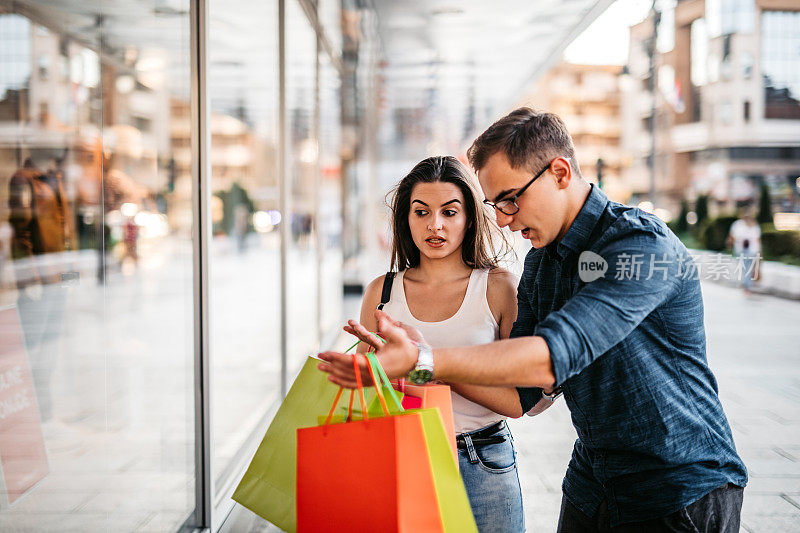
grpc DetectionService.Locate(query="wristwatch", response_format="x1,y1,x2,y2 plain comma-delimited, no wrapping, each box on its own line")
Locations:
541,387,563,402
407,343,434,385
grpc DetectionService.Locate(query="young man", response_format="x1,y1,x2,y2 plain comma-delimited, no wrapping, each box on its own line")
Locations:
319,108,747,532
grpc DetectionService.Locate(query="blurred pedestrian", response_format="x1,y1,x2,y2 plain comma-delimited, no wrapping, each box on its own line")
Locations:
727,209,761,294
122,216,139,266
8,157,72,422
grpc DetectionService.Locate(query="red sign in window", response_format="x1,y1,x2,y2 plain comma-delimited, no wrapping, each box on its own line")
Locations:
0,307,49,505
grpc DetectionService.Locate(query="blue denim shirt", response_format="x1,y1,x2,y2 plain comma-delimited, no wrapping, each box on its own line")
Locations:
514,185,747,526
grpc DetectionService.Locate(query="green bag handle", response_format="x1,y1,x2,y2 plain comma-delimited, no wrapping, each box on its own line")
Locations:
365,351,403,412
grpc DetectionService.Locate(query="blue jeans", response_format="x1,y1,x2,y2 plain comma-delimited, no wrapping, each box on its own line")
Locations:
738,253,756,289
458,421,525,532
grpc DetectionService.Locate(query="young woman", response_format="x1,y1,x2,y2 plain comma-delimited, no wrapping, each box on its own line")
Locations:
355,156,552,532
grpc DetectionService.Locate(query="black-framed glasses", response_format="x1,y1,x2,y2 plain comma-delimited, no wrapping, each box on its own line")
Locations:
483,160,552,216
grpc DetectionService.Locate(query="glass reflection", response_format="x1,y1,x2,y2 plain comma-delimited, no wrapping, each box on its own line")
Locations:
0,3,194,530
286,0,319,368
319,55,343,334
207,1,281,494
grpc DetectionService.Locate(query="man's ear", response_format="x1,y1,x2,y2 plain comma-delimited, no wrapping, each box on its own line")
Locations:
551,157,572,190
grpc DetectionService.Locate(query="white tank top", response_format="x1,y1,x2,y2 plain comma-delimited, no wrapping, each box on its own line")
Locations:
381,268,505,434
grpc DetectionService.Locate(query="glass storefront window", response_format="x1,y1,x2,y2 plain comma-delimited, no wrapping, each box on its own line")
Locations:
319,55,343,334
690,18,708,88
286,0,320,369
706,0,755,37
206,0,281,500
0,2,195,530
0,1,346,530
762,11,800,120
318,0,343,54
656,0,676,54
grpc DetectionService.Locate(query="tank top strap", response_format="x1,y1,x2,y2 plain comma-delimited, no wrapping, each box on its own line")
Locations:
473,268,490,295
467,268,493,321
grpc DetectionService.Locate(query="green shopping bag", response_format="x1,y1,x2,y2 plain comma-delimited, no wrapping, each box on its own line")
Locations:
231,355,345,532
407,406,477,533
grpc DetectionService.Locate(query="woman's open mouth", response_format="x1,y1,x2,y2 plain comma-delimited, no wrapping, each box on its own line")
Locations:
425,237,446,248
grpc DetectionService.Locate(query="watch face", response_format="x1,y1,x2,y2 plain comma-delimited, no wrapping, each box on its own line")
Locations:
408,368,433,385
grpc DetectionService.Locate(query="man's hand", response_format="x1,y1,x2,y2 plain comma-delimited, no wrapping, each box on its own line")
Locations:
343,310,426,347
318,310,420,388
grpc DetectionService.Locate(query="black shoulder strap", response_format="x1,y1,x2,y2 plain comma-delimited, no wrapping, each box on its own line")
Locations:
377,272,395,310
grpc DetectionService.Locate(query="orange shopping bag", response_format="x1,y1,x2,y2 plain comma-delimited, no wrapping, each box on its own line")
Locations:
296,354,443,533
395,380,457,459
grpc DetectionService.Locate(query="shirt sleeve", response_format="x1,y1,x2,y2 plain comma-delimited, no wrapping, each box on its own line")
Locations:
535,227,681,385
511,268,544,413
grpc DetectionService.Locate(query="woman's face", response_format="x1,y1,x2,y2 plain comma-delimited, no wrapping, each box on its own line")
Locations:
407,181,469,261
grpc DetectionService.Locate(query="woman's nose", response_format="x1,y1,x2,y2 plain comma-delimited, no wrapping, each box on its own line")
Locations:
427,216,443,230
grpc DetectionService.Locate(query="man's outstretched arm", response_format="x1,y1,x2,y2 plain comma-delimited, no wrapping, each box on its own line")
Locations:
317,310,556,389
431,337,555,387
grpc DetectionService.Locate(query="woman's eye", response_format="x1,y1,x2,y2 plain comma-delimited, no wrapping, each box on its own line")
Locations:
414,210,428,217
443,210,457,217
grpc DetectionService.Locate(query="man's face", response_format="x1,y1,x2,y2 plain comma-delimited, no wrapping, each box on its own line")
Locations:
477,151,568,249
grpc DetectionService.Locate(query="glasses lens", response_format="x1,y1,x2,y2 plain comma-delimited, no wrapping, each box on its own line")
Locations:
496,200,518,215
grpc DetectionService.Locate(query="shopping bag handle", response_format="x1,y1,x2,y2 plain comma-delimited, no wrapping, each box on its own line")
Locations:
324,353,369,425
345,332,403,412
322,334,404,424
365,352,404,412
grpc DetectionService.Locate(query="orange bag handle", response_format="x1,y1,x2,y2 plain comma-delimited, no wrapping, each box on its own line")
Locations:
324,353,370,425
324,340,365,425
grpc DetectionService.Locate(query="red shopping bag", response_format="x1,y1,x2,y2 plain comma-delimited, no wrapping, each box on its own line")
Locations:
296,354,443,533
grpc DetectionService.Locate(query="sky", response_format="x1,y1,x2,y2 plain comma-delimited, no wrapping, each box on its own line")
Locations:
564,0,653,65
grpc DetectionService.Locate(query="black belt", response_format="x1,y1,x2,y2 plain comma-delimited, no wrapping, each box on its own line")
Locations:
455,421,506,450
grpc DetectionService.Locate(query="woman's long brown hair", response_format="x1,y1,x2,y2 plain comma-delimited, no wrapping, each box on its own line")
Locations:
389,156,510,272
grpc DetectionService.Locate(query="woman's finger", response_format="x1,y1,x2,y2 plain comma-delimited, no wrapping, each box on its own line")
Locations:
346,320,384,349
342,325,382,350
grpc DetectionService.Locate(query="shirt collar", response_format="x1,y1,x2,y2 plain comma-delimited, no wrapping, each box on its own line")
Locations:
546,184,609,260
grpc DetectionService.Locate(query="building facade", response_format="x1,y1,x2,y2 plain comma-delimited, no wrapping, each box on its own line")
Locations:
517,62,631,204
622,0,800,216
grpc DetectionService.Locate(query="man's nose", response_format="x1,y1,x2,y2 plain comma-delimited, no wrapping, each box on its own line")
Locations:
495,209,513,228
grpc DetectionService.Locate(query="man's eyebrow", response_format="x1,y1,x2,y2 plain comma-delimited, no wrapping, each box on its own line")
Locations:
491,189,517,203
411,199,429,206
